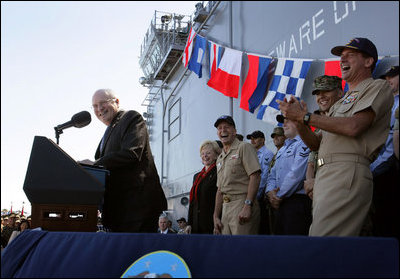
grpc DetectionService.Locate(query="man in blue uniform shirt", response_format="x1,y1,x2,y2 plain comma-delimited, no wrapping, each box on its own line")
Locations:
369,65,399,239
266,118,311,235
246,130,274,234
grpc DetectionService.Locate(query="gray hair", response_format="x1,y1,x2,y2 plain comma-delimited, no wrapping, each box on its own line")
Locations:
159,213,169,221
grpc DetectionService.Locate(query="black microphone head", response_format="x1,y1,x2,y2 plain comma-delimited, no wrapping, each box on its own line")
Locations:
72,111,91,128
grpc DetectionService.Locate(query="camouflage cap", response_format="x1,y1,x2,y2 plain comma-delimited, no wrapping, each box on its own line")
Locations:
270,127,284,138
312,75,343,95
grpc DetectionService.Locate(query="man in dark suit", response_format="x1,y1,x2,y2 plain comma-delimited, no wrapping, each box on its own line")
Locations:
92,89,167,233
158,215,176,234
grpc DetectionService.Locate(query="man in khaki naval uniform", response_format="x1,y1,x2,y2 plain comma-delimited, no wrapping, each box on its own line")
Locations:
213,115,261,235
278,37,393,236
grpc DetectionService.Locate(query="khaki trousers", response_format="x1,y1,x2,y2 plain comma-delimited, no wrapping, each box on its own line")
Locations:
221,195,260,235
309,161,372,236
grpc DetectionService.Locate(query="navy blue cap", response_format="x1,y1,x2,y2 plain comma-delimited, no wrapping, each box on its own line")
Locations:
331,37,378,63
276,114,285,123
214,115,236,128
380,66,399,79
246,130,265,139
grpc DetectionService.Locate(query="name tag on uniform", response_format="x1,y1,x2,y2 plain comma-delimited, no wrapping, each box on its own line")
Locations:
217,162,222,171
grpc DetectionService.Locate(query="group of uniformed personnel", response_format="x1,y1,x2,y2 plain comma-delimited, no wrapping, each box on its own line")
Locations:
1,213,31,249
279,37,396,237
212,37,399,238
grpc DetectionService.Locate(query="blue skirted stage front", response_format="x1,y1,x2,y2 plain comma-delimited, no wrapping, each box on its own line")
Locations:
1,230,398,278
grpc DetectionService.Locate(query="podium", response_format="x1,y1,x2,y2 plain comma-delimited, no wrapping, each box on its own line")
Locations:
23,136,109,232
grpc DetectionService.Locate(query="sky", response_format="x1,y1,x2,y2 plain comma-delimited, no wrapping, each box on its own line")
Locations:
1,1,199,215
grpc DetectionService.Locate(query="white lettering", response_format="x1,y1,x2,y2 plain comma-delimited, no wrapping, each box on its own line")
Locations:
299,21,311,50
268,50,275,57
276,41,286,57
197,48,204,63
334,2,341,24
312,9,325,40
288,34,298,57
334,1,356,24
269,2,355,57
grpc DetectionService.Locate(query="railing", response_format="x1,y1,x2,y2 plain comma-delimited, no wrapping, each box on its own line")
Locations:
139,10,192,79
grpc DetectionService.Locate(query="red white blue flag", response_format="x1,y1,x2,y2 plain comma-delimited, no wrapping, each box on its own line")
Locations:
207,47,242,98
241,53,273,112
208,41,223,78
182,27,196,67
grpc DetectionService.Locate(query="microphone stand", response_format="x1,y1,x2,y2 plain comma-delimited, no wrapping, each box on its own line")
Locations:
54,126,63,145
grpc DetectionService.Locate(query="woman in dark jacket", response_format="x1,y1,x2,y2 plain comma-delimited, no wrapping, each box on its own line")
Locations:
187,140,221,234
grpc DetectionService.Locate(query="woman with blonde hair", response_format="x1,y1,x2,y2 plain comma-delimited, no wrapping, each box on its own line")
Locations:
187,140,221,234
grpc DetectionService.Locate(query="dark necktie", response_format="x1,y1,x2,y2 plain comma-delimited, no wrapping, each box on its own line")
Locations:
100,126,111,153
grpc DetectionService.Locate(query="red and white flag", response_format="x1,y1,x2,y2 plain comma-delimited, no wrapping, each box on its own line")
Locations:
207,47,242,98
182,27,196,67
208,41,223,78
324,59,348,92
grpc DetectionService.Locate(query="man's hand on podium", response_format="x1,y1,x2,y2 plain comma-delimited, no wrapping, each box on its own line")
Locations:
78,159,95,165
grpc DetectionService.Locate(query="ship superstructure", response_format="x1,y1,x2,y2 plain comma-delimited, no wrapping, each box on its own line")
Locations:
138,1,399,222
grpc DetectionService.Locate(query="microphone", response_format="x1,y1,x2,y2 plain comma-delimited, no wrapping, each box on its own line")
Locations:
55,111,92,131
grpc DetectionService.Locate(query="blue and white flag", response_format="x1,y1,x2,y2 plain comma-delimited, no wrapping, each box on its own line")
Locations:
188,35,207,78
208,41,223,78
257,58,313,125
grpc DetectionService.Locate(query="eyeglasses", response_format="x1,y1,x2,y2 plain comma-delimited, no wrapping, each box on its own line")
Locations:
92,99,115,110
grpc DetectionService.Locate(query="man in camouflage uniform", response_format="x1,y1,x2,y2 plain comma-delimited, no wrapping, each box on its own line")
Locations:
303,75,344,199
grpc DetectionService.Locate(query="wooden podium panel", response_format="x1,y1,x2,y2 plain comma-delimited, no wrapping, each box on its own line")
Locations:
32,203,98,232
23,136,109,232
